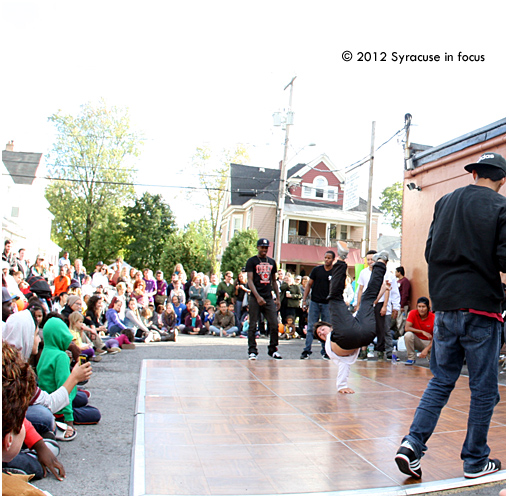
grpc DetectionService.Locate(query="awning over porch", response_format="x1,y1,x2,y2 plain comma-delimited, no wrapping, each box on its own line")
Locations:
281,243,363,266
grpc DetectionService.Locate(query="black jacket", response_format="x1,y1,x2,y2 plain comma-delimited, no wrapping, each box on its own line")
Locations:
426,184,505,313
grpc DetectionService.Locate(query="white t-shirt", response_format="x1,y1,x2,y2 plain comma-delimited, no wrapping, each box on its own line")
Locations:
325,334,359,391
355,267,400,314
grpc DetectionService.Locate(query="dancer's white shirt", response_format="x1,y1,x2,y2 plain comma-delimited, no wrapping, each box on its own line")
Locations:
325,333,359,391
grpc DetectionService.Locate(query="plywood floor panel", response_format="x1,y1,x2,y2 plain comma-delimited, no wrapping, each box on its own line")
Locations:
133,359,505,495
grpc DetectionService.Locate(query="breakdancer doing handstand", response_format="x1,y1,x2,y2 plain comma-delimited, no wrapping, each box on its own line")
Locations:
314,242,390,394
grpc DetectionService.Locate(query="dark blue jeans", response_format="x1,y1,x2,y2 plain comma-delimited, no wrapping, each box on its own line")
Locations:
303,301,330,355
404,311,501,473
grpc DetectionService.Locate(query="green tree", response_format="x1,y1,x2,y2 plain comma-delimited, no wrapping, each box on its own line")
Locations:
379,181,403,232
160,219,213,278
193,144,249,274
220,229,258,276
123,192,177,270
45,99,142,270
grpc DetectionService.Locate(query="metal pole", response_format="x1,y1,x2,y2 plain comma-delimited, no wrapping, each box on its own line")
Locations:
365,121,376,252
274,76,296,266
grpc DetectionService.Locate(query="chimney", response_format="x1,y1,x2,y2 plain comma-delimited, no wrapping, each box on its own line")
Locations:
5,140,14,152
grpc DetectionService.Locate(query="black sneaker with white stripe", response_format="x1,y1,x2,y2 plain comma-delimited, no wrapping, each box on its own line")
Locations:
395,440,422,479
464,458,501,479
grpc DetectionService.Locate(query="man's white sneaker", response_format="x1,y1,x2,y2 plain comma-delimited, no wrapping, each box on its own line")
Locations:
272,352,283,360
248,353,257,360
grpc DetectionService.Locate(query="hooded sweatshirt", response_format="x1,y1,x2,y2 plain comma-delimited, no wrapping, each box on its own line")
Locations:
3,311,70,413
36,318,76,422
2,309,37,361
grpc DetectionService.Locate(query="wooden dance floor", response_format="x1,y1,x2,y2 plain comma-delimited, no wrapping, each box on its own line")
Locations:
131,359,506,496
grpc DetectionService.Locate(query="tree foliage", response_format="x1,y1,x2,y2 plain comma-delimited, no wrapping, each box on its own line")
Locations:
379,181,403,232
220,229,258,276
160,218,213,278
193,144,249,274
123,192,177,270
45,100,142,270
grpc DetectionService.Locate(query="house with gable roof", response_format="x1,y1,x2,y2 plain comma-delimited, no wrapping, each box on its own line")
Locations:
220,154,381,276
2,141,60,265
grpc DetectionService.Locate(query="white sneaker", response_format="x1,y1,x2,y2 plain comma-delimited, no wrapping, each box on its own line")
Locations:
272,352,283,360
249,353,257,360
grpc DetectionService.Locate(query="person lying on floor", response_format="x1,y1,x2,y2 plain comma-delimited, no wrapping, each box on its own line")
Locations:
316,243,390,394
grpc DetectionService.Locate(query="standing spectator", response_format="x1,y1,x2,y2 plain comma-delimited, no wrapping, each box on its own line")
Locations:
16,248,30,279
189,275,205,312
2,240,17,273
73,259,86,285
142,268,157,305
52,266,71,297
184,270,196,301
58,252,70,269
29,255,48,280
209,301,238,337
246,238,282,360
396,266,411,338
216,271,235,306
173,263,187,285
275,269,285,293
204,274,219,308
300,250,335,360
234,272,250,324
154,271,167,308
404,297,435,365
280,274,302,324
355,250,400,361
169,277,186,305
395,152,506,480
91,264,109,289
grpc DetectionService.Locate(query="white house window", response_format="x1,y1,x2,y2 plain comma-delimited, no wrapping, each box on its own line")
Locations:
246,211,252,229
302,176,338,201
232,215,242,238
11,207,19,217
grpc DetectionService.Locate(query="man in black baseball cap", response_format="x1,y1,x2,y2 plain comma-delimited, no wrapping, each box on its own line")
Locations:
396,150,506,480
245,237,282,360
464,151,506,180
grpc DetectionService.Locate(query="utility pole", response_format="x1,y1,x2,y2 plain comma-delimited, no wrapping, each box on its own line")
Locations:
365,121,376,252
274,76,296,266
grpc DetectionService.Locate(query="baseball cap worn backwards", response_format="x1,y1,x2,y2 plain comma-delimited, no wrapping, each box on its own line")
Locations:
464,152,506,174
257,238,270,247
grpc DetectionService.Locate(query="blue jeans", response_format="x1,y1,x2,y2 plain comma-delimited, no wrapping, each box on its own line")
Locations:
303,301,330,355
26,404,55,436
404,311,501,473
209,325,239,336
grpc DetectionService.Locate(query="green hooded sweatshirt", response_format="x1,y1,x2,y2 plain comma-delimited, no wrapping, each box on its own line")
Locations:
36,317,76,422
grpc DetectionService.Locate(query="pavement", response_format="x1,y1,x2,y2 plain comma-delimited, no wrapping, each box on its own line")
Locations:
36,335,506,497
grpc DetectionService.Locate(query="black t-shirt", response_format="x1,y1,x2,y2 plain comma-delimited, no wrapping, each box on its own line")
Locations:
309,265,333,303
246,255,277,299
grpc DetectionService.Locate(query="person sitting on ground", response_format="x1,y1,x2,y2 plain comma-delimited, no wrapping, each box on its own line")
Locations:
113,282,127,320
52,292,68,314
3,310,91,442
182,306,206,335
102,328,134,351
203,305,215,333
124,297,153,342
140,307,162,341
281,315,298,340
171,295,186,326
68,312,101,362
404,296,435,365
3,340,57,495
37,318,101,432
209,300,238,337
179,299,195,330
106,297,127,336
83,295,108,336
60,295,82,319
131,279,148,309
320,243,390,393
152,304,165,330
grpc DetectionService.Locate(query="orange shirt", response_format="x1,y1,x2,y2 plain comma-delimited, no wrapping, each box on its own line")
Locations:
53,275,70,296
